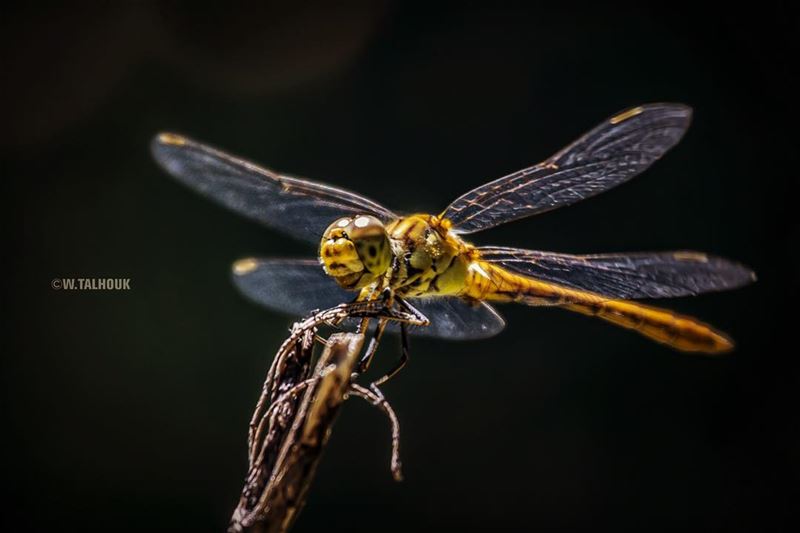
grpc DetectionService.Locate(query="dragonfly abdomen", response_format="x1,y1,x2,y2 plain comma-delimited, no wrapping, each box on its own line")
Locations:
463,261,566,304
466,261,733,353
562,299,733,353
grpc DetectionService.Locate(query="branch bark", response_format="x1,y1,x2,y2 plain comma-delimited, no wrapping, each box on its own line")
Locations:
229,300,415,532
230,332,363,532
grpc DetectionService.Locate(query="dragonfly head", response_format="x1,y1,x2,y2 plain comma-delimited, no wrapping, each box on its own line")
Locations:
320,215,392,290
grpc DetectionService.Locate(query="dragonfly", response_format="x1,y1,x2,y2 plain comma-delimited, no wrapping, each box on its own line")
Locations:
152,103,754,363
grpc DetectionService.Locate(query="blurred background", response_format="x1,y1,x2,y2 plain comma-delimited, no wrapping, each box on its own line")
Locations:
4,2,798,531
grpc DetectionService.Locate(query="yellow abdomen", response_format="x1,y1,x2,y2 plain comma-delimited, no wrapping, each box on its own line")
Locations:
462,260,732,354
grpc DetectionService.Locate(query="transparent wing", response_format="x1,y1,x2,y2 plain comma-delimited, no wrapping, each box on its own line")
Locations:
401,298,506,340
231,258,353,314
231,258,505,340
152,133,397,244
441,104,692,234
479,246,756,299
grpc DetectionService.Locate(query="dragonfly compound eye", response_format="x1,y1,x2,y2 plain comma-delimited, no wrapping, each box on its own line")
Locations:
320,215,390,289
349,216,391,276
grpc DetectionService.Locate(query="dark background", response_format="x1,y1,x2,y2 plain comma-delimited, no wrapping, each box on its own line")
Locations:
4,2,798,532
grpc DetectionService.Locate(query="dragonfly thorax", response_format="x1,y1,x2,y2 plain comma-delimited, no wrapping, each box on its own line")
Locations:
320,215,392,290
384,214,470,298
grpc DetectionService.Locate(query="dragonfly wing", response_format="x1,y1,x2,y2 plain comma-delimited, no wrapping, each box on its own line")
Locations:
232,258,505,340
397,298,506,340
232,258,353,316
479,246,756,299
152,133,397,244
441,104,692,234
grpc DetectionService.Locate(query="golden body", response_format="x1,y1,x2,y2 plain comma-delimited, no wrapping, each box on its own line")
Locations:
153,104,751,355
321,214,732,354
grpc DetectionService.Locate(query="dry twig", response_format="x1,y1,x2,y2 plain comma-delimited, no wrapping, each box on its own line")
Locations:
229,301,414,532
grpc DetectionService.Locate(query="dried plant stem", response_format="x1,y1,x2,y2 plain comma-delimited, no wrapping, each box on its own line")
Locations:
347,383,403,481
230,300,416,533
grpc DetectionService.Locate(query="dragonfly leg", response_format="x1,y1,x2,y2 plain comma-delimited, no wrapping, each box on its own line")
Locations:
354,294,425,381
356,286,393,334
357,318,388,374
366,296,427,386
394,296,429,328
370,322,410,388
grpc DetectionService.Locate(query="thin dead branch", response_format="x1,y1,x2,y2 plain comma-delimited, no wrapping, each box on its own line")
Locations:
229,301,415,533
